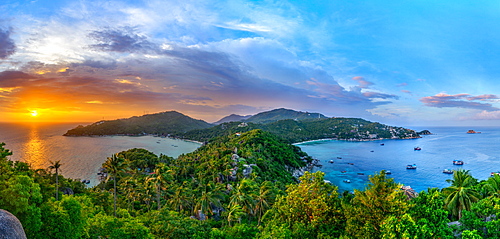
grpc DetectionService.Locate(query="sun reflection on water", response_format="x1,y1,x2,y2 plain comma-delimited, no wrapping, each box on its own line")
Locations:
23,124,47,170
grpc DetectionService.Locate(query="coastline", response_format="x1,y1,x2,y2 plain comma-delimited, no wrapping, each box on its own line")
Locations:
293,136,421,145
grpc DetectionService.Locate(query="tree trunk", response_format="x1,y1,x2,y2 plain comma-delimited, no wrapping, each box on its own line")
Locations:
113,176,117,217
55,169,59,201
157,184,161,210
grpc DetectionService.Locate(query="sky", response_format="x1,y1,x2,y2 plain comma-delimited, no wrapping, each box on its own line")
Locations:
1,0,500,126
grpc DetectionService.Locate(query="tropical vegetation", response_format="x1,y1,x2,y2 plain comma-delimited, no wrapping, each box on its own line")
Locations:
1,130,500,238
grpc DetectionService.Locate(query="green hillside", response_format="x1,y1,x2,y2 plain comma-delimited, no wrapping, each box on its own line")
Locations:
181,117,419,143
244,108,327,124
64,111,213,136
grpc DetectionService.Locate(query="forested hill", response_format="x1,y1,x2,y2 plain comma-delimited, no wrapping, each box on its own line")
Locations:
243,108,327,124
182,117,420,144
63,111,213,136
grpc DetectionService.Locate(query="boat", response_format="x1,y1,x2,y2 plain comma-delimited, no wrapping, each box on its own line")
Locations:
385,170,391,175
467,130,481,134
329,160,334,164
337,157,342,159
453,160,464,165
414,147,421,151
443,169,453,174
491,172,500,177
348,163,354,165
343,179,351,183
341,171,347,173
357,173,364,175
406,164,417,169
380,143,385,146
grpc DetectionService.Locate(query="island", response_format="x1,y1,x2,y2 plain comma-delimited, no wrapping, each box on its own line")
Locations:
467,130,482,134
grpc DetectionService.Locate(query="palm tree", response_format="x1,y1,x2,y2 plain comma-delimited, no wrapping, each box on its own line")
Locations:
103,154,125,217
482,174,500,198
48,160,62,201
146,163,171,210
194,183,223,219
169,182,194,214
442,169,481,219
229,179,258,219
226,204,245,226
254,181,276,225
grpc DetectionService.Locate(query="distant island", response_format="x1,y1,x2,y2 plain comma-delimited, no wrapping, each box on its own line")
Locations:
467,129,482,134
64,108,422,143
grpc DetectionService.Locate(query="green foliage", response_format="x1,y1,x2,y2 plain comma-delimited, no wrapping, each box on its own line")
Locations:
0,174,43,237
37,196,88,239
140,209,212,238
344,171,409,238
458,197,500,238
407,188,453,238
210,223,259,239
185,117,419,144
442,169,481,219
262,171,344,238
87,211,154,239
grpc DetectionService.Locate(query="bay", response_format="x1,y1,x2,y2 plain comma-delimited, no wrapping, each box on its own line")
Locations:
1,123,498,193
0,122,201,186
297,126,500,193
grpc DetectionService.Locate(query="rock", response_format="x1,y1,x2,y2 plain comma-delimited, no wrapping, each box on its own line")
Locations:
0,209,27,239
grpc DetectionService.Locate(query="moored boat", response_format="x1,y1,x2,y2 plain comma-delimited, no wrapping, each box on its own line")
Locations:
406,164,417,169
385,170,391,175
343,179,351,183
491,172,500,177
453,160,464,165
414,147,421,151
443,169,453,174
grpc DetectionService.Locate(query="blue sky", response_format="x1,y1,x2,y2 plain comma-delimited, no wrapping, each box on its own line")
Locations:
0,0,499,126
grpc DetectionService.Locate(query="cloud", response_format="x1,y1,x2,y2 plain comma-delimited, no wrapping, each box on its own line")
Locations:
0,27,16,59
352,76,374,89
401,90,412,95
466,94,499,101
362,91,399,100
397,82,408,87
89,27,156,53
471,110,500,120
420,93,499,111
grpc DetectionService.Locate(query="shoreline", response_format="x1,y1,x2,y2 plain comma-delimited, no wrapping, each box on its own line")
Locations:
293,136,421,145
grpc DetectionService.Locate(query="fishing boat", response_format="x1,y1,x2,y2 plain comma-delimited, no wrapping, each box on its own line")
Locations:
453,160,464,165
443,169,453,174
406,164,417,169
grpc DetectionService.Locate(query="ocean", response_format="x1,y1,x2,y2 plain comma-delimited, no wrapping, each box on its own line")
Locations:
0,122,201,186
297,126,500,193
1,123,498,193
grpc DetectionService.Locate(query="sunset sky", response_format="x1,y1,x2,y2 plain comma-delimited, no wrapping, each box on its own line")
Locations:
1,0,499,126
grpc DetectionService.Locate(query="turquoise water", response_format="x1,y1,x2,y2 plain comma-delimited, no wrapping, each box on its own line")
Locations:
1,123,498,192
0,123,201,186
297,126,500,193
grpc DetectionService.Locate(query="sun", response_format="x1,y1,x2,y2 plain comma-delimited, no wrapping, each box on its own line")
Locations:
30,110,38,117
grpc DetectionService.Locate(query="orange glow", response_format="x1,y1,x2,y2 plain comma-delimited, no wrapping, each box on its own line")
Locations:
30,110,39,117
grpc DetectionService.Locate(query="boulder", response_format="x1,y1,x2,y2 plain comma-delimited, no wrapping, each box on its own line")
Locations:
0,209,27,239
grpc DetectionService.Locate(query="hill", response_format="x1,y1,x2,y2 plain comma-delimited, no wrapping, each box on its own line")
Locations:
181,117,419,144
213,114,252,125
244,108,327,124
63,111,213,136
